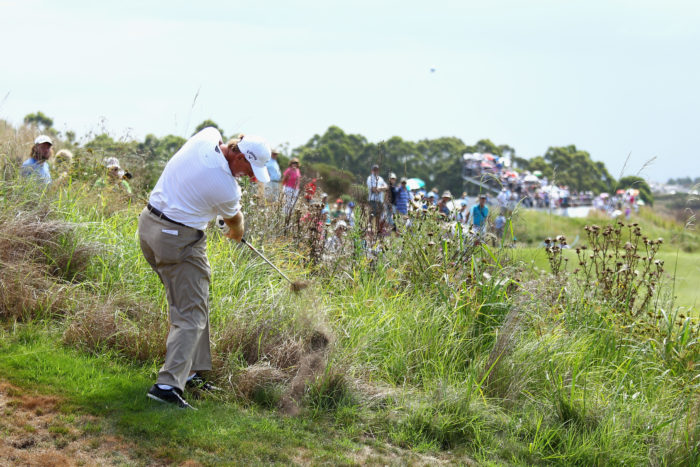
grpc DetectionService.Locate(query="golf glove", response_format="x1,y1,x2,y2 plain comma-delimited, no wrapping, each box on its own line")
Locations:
216,215,230,235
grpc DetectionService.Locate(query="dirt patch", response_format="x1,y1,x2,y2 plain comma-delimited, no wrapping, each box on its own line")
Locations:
0,381,152,466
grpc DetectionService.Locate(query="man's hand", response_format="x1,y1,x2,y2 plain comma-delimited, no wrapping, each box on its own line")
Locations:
223,212,245,242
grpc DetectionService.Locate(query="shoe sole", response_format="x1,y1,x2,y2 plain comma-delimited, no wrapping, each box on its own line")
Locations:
147,392,196,410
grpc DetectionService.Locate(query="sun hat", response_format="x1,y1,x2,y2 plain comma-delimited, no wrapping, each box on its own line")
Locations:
400,177,407,183
389,172,397,179
103,157,121,168
479,194,487,199
371,164,379,170
335,220,347,231
336,198,343,204
442,191,453,199
103,157,125,178
34,135,52,145
238,135,271,183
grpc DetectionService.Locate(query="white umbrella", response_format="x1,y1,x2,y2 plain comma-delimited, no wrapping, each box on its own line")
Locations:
405,178,426,191
523,174,540,183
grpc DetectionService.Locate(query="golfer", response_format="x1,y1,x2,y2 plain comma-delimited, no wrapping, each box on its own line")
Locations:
139,127,271,409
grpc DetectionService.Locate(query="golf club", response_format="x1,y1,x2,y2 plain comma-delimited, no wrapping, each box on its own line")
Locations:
241,238,309,293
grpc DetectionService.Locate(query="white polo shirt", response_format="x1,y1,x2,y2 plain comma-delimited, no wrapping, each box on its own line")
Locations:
149,127,241,230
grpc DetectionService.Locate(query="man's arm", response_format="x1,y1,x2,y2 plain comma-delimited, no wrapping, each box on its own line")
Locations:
223,211,245,242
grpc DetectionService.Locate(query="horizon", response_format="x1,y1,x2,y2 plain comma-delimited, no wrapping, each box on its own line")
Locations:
1,0,698,183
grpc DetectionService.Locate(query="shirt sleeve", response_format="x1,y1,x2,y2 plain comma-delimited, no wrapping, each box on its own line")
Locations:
215,199,241,219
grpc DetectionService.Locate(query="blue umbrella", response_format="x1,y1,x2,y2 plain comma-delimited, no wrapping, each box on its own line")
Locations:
405,178,425,191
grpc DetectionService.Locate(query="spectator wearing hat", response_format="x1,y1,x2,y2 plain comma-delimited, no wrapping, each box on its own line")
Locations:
282,157,301,216
437,191,453,218
264,150,282,199
367,164,388,231
324,219,348,257
470,194,489,232
139,128,271,409
21,135,53,184
332,198,345,221
94,157,132,194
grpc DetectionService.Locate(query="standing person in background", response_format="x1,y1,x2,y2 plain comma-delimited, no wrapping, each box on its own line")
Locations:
264,150,282,200
387,173,398,232
367,164,387,233
282,157,301,216
494,210,507,245
394,177,411,231
345,201,356,228
470,194,489,236
139,128,271,409
321,193,331,225
94,157,132,194
437,191,453,219
21,135,53,184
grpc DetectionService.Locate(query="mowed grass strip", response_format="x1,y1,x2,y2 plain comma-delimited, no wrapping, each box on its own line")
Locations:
0,326,367,466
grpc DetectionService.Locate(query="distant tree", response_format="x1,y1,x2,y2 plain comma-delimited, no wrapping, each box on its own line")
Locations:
617,176,654,205
65,131,76,144
667,176,697,187
520,156,551,179
138,134,187,189
474,139,501,155
24,111,53,130
544,145,615,193
193,120,225,139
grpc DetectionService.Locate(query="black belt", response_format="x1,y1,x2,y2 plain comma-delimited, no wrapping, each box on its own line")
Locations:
146,203,191,229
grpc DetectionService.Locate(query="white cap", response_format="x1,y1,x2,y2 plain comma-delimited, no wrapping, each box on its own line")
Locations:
238,135,271,183
335,220,347,230
34,135,52,145
103,157,121,168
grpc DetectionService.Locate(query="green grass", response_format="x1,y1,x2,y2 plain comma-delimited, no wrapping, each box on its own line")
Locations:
513,205,700,253
0,325,372,466
511,247,700,315
1,175,698,465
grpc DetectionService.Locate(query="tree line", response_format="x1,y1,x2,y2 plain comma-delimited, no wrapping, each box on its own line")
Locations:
15,112,654,203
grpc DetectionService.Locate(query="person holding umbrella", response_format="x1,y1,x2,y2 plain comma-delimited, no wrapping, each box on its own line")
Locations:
139,128,271,409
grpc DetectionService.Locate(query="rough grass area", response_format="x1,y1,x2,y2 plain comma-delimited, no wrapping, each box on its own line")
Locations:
0,327,453,466
0,160,698,464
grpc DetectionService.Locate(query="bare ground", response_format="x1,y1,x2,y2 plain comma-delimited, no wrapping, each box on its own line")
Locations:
0,381,161,467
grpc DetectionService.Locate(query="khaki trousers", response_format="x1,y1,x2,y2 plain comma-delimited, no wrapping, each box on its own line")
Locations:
138,208,212,391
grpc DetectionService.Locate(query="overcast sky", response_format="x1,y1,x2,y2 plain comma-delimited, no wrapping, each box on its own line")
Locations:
1,0,698,182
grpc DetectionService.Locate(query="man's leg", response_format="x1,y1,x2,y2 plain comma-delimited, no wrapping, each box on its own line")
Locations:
139,211,210,392
155,234,210,391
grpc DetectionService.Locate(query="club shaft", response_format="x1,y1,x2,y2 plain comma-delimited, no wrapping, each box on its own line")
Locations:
242,239,294,285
